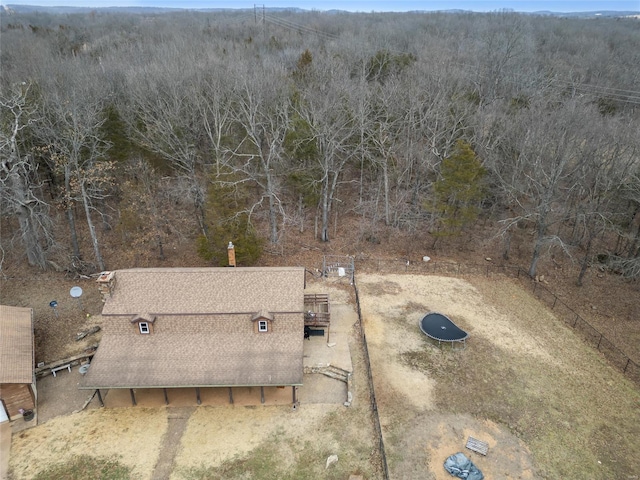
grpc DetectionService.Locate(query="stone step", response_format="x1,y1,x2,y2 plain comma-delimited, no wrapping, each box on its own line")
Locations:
319,369,348,382
304,365,349,382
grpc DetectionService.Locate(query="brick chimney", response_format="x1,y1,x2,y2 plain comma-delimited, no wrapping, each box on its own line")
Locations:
227,241,236,267
96,271,116,302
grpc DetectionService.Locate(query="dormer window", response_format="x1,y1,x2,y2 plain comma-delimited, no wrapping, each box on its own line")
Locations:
131,313,155,334
252,310,273,333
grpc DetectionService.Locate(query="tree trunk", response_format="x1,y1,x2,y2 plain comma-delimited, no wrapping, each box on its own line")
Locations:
528,244,542,278
81,183,105,271
266,173,278,244
17,206,47,268
628,207,640,257
577,234,594,286
191,177,208,240
502,231,511,261
321,181,330,242
98,196,111,232
156,235,165,260
529,213,554,277
529,219,549,278
298,193,304,233
383,160,390,226
64,164,81,261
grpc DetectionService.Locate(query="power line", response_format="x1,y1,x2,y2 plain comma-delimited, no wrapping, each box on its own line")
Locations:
259,7,640,106
263,13,340,42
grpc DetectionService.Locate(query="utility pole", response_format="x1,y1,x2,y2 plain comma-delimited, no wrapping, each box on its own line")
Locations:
254,4,265,39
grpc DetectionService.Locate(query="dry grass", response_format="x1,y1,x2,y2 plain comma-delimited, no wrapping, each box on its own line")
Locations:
357,273,640,480
9,408,166,479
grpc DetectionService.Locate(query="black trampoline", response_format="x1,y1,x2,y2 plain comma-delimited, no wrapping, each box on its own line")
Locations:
419,312,468,349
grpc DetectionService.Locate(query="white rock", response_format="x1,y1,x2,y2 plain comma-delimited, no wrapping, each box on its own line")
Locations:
326,454,339,469
422,256,431,262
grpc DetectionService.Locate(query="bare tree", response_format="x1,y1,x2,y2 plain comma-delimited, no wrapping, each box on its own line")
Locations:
570,118,637,285
488,98,586,277
292,53,362,242
122,59,209,238
117,156,173,260
197,66,234,177
0,83,52,268
219,61,291,245
474,12,528,103
36,70,113,272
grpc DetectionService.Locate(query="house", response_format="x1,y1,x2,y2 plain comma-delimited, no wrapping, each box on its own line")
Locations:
80,266,306,406
0,305,36,421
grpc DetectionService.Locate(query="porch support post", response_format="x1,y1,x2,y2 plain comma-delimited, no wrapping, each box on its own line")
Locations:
96,389,104,407
292,386,297,404
260,386,265,404
228,387,234,404
196,387,201,405
129,388,137,406
163,388,169,405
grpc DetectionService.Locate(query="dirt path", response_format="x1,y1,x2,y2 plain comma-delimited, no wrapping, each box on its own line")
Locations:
152,407,195,480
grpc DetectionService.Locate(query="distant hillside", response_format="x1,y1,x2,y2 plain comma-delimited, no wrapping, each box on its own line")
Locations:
1,4,306,15
2,4,638,17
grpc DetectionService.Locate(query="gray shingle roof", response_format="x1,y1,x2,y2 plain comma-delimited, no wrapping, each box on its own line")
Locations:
0,305,33,384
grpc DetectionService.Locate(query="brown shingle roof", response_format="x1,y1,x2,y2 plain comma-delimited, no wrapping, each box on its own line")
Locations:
83,267,305,389
102,267,305,315
80,330,303,388
0,305,34,384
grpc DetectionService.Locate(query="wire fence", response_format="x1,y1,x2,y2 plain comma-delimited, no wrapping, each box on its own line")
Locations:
352,277,390,480
356,257,640,386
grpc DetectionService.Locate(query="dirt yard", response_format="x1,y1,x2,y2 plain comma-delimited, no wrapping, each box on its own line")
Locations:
357,272,640,480
7,278,379,480
5,271,640,479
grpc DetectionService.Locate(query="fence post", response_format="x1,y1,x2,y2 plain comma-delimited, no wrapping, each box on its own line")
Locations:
597,333,603,350
533,282,537,294
624,358,630,373
552,296,557,309
573,314,579,327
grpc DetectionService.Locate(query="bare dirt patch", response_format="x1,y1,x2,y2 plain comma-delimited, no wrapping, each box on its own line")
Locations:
0,270,104,365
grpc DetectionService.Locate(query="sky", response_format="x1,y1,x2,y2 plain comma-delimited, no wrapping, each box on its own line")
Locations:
3,0,639,11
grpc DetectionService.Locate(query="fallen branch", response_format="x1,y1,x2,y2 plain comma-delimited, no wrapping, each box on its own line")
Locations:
76,326,100,341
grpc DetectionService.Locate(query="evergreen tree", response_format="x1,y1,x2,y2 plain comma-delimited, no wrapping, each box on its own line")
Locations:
433,140,486,237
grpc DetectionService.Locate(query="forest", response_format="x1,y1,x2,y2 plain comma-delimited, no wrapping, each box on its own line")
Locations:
1,8,639,283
